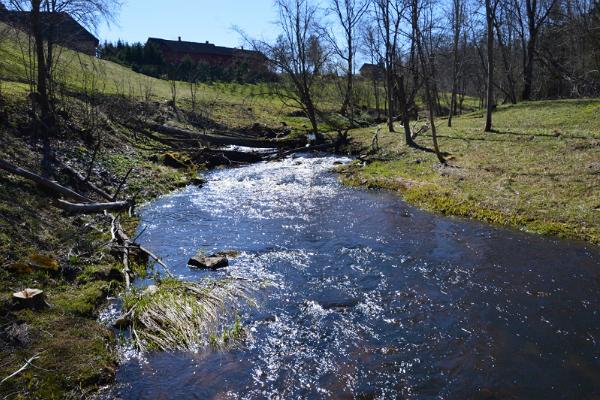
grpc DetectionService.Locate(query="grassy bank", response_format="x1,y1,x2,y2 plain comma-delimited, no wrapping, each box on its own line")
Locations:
340,99,600,244
0,91,196,398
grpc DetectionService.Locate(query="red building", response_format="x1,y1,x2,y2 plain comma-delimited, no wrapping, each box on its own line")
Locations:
0,8,99,56
146,37,267,70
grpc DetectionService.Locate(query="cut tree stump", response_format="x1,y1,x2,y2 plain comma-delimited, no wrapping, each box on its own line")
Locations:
12,289,46,310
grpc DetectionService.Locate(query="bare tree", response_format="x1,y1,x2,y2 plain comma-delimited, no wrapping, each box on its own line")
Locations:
362,25,384,120
372,0,402,133
7,0,120,175
448,0,464,127
325,0,369,121
411,0,445,163
513,0,559,100
484,0,499,132
494,2,519,104
243,0,326,142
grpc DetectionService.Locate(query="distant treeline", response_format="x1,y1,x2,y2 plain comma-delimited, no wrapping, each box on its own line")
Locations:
98,41,275,83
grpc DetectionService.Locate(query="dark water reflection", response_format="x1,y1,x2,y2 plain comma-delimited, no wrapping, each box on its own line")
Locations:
112,155,600,399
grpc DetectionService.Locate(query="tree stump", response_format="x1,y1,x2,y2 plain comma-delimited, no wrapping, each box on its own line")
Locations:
12,289,47,310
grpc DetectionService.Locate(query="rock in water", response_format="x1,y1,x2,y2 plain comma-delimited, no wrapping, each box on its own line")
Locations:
188,252,229,270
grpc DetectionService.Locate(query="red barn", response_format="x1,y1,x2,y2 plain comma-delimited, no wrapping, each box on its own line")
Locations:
0,9,99,56
146,37,267,71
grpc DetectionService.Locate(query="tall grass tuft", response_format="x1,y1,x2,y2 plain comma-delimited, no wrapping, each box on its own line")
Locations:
123,277,255,352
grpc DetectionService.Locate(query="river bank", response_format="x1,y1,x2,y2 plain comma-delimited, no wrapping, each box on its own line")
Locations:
338,99,600,245
0,94,295,398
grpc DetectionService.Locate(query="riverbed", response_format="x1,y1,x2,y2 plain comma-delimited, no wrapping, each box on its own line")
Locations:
110,154,600,399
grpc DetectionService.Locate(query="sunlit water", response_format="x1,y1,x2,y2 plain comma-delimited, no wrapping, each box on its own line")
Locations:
110,154,600,399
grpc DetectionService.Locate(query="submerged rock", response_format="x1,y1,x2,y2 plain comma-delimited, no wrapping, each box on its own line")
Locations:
188,252,229,270
191,177,207,187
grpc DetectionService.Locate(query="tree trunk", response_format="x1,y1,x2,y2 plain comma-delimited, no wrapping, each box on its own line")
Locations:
522,35,536,101
484,0,495,132
397,75,416,147
412,0,445,164
31,0,53,176
448,0,461,127
386,66,395,132
304,94,323,143
341,35,354,119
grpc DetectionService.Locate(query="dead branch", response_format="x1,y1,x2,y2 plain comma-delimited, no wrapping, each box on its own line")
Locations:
0,352,44,385
109,214,174,282
0,159,91,203
57,199,131,214
112,167,134,201
139,245,174,278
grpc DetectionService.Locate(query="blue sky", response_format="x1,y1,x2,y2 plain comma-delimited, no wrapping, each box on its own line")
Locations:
98,0,279,46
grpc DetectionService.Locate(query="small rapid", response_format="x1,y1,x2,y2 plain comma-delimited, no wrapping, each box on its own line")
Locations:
110,154,600,399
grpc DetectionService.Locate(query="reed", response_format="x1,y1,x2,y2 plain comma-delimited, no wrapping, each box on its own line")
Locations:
123,278,254,352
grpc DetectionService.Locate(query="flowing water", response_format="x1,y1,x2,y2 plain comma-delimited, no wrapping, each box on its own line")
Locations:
110,155,600,399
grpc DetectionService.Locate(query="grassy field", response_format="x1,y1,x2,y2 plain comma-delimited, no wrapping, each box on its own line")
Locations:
340,99,600,244
0,22,360,132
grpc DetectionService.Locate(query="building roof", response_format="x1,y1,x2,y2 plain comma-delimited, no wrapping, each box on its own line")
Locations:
147,37,264,59
360,63,383,71
0,11,99,46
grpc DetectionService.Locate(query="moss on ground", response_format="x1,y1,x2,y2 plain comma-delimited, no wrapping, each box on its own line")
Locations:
0,99,197,398
341,99,600,244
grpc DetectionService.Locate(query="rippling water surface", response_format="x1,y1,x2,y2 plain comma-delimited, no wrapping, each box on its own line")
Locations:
112,155,600,399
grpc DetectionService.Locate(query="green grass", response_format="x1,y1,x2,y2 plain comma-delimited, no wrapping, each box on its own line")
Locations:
342,99,600,244
0,22,350,131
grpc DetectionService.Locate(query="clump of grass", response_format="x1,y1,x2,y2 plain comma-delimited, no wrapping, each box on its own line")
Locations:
122,278,255,352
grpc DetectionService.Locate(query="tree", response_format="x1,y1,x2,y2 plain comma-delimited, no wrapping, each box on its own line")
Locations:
7,0,120,175
514,0,559,100
243,0,326,141
494,2,519,104
362,25,384,120
325,0,369,121
411,0,445,163
448,0,464,127
372,0,402,133
484,0,499,132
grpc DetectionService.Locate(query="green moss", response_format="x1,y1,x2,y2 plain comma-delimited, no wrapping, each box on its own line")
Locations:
51,281,111,317
76,264,124,285
0,310,116,399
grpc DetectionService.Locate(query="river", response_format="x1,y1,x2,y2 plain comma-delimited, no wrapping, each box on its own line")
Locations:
109,154,600,399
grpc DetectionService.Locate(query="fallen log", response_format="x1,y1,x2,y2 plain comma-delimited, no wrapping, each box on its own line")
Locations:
57,199,132,214
153,124,300,149
268,142,336,160
61,164,113,201
0,159,91,203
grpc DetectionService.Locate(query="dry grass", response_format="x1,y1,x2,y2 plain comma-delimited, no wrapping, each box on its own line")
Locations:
123,278,255,353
